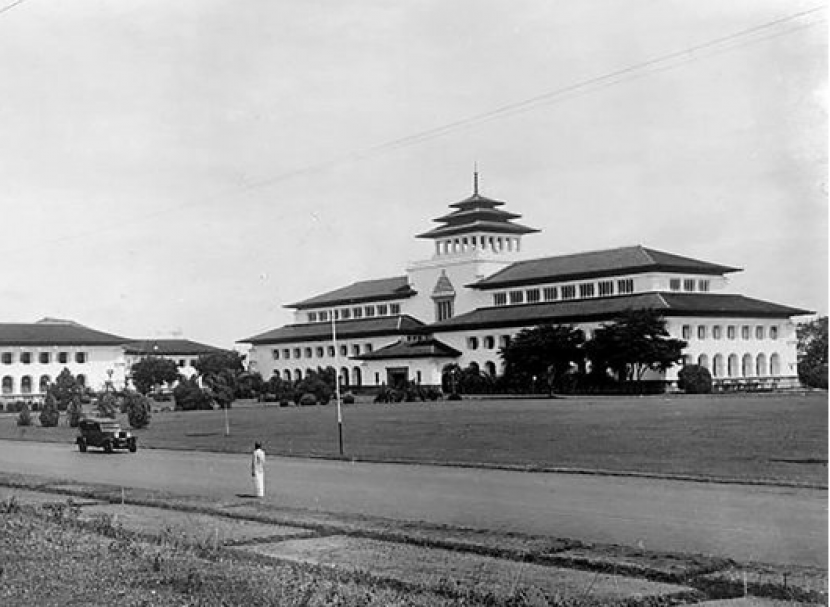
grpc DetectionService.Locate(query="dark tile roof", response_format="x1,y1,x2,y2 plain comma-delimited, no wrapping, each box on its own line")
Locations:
471,246,741,289
354,337,461,360
428,293,811,333
123,339,226,356
239,315,426,345
287,276,416,309
0,319,129,346
417,220,539,239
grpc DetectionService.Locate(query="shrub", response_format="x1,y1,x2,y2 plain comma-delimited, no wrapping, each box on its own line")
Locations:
677,365,713,394
342,392,355,405
95,393,118,419
39,394,60,427
67,398,83,428
293,373,331,406
447,392,462,401
298,393,317,406
279,399,291,407
123,391,152,429
17,405,32,426
173,378,213,411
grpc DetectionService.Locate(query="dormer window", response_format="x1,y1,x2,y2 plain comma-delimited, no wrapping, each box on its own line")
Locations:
308,312,318,323
684,279,696,291
493,293,507,306
670,278,681,291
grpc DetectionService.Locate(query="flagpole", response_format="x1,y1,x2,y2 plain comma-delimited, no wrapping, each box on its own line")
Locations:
331,310,343,457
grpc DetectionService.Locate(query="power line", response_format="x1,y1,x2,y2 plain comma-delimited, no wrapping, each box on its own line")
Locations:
0,0,26,16
209,5,828,193
2,6,824,255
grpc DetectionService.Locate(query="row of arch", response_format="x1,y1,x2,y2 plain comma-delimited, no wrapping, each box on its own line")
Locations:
275,367,364,387
689,353,781,378
1,374,86,395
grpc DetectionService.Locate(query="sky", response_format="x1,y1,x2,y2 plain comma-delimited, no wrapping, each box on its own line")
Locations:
0,0,826,348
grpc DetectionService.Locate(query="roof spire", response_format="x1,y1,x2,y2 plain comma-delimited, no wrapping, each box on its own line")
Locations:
473,162,479,196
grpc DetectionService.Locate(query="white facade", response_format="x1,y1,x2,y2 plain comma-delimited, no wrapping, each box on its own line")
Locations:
243,182,809,391
0,345,128,401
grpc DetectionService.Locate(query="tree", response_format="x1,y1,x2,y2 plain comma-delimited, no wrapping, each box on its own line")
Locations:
95,393,118,419
236,371,264,400
48,368,82,411
500,324,586,393
130,356,181,395
441,363,462,395
173,377,213,411
194,351,246,407
585,309,687,382
123,391,152,429
293,368,334,405
39,393,60,427
67,397,83,427
797,316,828,389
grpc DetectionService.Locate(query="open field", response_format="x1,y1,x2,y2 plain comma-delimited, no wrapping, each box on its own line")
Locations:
0,392,826,485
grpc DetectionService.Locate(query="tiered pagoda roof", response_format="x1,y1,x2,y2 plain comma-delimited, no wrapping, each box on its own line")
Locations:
416,173,539,239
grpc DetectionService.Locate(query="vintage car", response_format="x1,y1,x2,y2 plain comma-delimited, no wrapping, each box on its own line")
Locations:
76,419,137,453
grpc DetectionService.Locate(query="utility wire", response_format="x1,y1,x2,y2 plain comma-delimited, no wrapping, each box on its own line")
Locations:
1,6,824,255
0,0,26,16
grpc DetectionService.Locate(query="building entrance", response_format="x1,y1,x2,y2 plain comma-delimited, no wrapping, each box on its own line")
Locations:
386,367,409,389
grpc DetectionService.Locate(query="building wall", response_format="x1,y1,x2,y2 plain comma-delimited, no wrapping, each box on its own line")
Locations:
665,316,799,384
0,345,127,401
405,248,521,323
249,335,397,388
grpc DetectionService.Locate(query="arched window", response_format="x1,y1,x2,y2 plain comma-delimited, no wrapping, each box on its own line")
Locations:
305,368,313,378
76,374,86,387
712,354,724,378
742,353,753,377
770,353,781,376
293,369,302,381
352,367,362,387
756,353,767,377
340,367,349,387
1,376,13,394
39,375,50,392
283,370,291,381
697,354,709,369
727,354,739,377
484,361,497,376
21,376,32,394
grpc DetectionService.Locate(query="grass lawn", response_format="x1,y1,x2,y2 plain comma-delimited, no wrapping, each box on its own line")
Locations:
0,392,826,485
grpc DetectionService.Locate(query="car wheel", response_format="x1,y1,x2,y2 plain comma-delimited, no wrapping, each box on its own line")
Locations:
104,441,113,454
77,439,87,453
128,439,137,453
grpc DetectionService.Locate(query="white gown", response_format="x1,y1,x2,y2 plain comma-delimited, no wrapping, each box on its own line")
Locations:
251,448,265,497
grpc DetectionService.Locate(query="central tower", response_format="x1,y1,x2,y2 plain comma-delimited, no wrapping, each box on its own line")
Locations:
406,172,539,322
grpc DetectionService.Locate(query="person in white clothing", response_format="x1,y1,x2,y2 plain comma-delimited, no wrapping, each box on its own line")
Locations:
251,442,265,498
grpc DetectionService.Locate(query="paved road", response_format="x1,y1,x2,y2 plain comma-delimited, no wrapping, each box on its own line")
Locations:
0,440,825,568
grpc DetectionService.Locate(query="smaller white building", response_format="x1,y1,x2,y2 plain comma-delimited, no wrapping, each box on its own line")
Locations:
123,339,226,382
0,318,130,401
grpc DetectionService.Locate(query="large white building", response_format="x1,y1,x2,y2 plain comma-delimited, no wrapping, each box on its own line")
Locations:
0,319,224,403
242,177,810,391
